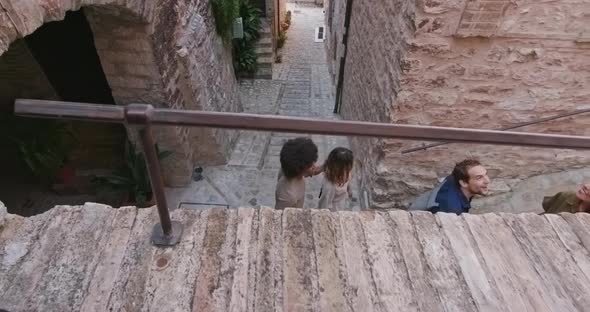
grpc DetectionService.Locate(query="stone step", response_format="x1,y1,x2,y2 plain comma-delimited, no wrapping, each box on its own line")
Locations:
255,46,273,58
256,37,272,46
253,66,272,79
257,56,273,64
257,52,273,58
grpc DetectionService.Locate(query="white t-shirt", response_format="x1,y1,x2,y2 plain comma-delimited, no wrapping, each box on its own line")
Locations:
318,173,351,211
275,170,305,209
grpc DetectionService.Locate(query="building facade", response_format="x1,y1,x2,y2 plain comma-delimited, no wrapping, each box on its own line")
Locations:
326,0,590,209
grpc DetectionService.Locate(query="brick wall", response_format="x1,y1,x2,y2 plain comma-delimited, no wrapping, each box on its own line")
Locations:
324,0,346,83
0,39,58,111
326,0,416,208
328,0,590,209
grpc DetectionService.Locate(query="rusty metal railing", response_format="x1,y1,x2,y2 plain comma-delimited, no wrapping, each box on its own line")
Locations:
401,108,590,154
14,99,590,246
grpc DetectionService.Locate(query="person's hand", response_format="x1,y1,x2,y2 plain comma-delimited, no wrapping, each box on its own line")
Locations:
311,164,324,176
577,183,590,202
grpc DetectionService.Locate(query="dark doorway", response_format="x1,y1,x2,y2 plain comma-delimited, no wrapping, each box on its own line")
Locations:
0,10,125,216
25,10,115,104
251,0,267,14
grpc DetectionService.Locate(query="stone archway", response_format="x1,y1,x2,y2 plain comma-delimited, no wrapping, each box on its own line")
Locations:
0,0,242,187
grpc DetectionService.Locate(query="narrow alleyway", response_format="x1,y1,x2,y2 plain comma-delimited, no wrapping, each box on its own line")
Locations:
166,5,359,210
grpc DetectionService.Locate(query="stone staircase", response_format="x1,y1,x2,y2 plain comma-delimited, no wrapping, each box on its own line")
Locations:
253,20,273,79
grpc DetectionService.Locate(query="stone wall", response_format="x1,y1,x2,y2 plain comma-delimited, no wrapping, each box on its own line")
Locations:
0,0,242,187
267,0,286,55
324,0,345,83
327,0,590,208
326,0,416,208
0,39,58,111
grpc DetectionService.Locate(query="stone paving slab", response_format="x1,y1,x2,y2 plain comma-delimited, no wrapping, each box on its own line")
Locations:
279,5,327,65
3,203,590,311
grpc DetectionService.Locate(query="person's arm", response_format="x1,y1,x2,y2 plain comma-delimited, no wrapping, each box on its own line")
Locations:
318,182,336,209
311,164,325,176
347,182,352,199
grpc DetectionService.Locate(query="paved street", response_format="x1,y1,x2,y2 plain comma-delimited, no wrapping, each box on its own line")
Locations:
167,5,359,210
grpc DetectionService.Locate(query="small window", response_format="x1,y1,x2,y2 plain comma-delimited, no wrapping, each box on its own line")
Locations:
314,26,325,42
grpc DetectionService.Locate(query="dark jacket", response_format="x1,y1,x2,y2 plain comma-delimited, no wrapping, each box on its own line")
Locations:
432,176,471,215
409,176,471,215
409,178,446,211
542,192,578,214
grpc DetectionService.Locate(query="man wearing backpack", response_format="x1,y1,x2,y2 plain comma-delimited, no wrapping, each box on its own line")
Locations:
409,159,490,214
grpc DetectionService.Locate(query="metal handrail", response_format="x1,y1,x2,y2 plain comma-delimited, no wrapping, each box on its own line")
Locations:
401,108,590,154
14,99,590,246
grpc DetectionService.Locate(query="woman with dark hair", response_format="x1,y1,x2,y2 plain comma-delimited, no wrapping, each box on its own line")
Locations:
318,147,353,210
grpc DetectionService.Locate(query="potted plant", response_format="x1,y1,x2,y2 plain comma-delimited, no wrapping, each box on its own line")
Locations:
93,140,173,208
1,113,78,185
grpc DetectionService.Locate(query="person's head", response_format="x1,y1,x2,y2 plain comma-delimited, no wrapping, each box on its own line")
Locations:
452,159,490,198
280,137,318,179
324,147,353,185
576,183,590,203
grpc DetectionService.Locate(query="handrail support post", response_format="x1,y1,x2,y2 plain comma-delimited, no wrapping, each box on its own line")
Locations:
125,104,182,246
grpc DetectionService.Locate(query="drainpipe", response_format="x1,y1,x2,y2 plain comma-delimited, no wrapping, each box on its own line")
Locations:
276,0,280,54
333,0,354,114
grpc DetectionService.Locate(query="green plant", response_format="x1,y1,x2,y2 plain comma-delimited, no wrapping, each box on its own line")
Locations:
232,0,262,75
277,30,287,49
239,0,262,42
282,10,292,31
211,0,240,41
235,42,258,73
93,140,172,208
1,113,78,183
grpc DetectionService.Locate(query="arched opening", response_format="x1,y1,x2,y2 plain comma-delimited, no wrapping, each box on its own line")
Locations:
0,10,127,216
0,0,244,213
25,10,116,104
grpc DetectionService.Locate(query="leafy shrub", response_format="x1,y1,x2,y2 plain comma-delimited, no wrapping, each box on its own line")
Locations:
1,114,78,184
281,22,289,32
240,0,262,41
277,30,287,49
233,0,262,75
235,41,258,73
284,10,292,29
93,140,172,208
211,0,240,41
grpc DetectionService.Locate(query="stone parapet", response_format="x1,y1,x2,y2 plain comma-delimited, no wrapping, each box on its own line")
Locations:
2,204,590,310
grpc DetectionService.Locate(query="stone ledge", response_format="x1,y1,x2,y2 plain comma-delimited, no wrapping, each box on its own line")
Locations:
1,204,590,310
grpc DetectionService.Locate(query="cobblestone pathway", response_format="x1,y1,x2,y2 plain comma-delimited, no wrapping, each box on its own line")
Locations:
167,5,360,210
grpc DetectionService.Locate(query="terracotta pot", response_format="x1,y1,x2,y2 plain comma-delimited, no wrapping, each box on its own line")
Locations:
123,193,156,208
57,165,76,185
